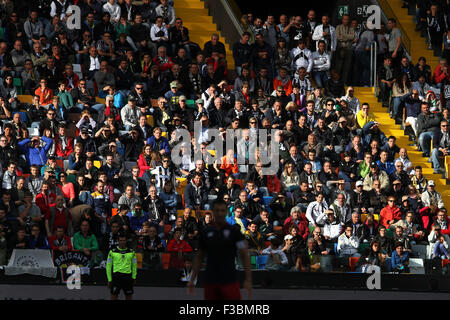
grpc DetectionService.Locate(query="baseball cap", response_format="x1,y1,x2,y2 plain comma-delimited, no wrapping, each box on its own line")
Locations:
402,195,409,202
179,95,186,101
195,98,204,105
45,167,54,173
128,95,137,102
370,161,378,168
81,127,89,133
356,180,363,187
393,180,401,185
170,81,178,88
428,180,435,186
284,234,293,241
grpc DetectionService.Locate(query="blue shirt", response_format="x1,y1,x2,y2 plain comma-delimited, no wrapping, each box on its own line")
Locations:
376,160,395,176
127,211,150,232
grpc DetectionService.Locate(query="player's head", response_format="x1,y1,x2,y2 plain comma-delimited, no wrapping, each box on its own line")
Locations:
212,198,228,222
118,233,127,248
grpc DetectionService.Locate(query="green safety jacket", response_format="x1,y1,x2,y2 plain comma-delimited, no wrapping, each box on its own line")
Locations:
106,246,137,282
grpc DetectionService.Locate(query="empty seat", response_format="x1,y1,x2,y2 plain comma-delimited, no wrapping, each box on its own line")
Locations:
124,161,136,172
411,244,427,259
256,255,269,270
408,258,425,274
349,257,359,272
28,127,39,136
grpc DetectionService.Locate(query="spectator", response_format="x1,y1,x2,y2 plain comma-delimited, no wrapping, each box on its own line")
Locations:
336,224,360,258
391,241,409,273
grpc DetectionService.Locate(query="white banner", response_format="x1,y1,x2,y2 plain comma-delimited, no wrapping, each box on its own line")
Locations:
4,249,57,278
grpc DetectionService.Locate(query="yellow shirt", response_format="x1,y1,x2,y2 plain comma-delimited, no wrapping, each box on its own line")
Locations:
356,111,376,129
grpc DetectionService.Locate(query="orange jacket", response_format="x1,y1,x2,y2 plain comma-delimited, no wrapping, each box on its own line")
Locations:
380,205,402,228
220,155,239,177
35,87,53,106
273,77,293,96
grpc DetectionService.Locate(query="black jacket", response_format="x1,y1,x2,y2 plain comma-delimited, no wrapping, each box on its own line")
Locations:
184,181,209,209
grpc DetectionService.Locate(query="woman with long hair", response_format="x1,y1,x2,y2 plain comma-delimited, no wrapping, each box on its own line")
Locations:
138,144,153,178
233,67,255,94
1,74,19,110
58,172,76,207
280,160,301,192
159,179,177,220
391,73,411,121
355,240,387,272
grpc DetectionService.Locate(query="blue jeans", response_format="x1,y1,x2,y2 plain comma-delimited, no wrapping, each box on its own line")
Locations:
79,191,91,204
392,96,405,119
419,131,434,155
431,148,443,171
312,70,329,88
76,103,104,112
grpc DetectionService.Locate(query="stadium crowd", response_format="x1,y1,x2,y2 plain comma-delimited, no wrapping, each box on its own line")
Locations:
0,0,449,274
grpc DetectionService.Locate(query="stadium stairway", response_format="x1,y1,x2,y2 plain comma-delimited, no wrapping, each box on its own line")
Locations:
173,0,235,70
378,0,439,66
355,87,450,209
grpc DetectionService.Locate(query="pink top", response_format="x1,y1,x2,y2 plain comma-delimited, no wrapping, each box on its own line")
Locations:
59,182,75,200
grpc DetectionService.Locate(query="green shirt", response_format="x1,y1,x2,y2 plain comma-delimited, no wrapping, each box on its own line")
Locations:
106,246,137,282
73,232,99,251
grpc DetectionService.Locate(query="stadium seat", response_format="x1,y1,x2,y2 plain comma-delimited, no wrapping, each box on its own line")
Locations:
119,130,129,136
13,111,27,123
234,179,243,189
442,259,450,267
13,78,23,94
358,242,370,254
262,196,273,207
250,255,257,269
265,241,271,248
164,224,172,237
408,258,425,274
56,159,64,170
124,161,136,171
186,99,195,109
256,255,269,270
135,252,143,269
273,226,283,235
18,95,32,104
111,208,118,216
349,257,359,272
411,244,427,259
93,160,102,169
161,253,171,270
28,127,39,136
146,115,154,127
361,214,367,223
73,64,83,80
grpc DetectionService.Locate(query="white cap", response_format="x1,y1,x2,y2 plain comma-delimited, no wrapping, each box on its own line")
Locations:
356,180,363,187
428,180,435,186
284,235,293,241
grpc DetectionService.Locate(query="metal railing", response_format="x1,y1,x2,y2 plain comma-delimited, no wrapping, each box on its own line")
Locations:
370,41,378,95
203,0,244,50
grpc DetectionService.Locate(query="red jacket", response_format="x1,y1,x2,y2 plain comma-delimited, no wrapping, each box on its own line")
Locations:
283,215,309,240
266,175,281,194
54,135,74,158
138,154,152,177
380,205,402,228
167,239,193,269
433,65,450,84
153,56,174,72
273,78,293,96
49,235,73,251
63,72,80,90
35,192,57,217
